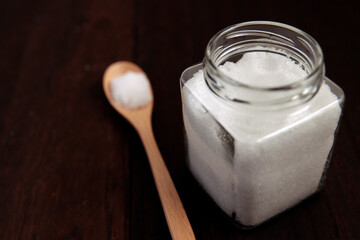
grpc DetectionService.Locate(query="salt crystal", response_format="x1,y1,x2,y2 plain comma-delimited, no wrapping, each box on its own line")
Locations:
110,71,152,109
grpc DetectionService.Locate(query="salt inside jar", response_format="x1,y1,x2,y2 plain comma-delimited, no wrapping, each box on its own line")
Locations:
180,21,345,228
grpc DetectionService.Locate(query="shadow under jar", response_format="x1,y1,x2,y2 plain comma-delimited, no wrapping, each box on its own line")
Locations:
180,21,344,228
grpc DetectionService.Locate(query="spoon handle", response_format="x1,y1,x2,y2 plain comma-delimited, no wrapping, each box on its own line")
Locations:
137,120,196,240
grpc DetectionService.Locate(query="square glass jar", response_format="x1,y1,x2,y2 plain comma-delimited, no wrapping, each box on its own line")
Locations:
180,21,344,228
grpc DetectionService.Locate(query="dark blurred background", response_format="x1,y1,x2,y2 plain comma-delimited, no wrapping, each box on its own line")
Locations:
1,0,359,239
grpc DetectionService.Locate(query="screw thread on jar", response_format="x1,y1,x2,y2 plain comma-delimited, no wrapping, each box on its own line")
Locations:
203,21,325,109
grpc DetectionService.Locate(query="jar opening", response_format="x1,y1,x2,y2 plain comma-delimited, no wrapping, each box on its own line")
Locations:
203,21,324,108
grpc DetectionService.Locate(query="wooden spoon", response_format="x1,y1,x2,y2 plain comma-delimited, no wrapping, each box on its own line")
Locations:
103,61,196,240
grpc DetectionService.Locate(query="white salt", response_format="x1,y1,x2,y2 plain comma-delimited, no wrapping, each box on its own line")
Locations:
182,52,342,226
219,52,307,87
110,71,152,109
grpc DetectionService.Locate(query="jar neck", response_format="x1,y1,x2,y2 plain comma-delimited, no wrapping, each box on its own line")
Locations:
203,21,325,110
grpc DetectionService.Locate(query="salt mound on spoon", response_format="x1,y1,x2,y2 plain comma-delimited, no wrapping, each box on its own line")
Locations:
110,71,153,109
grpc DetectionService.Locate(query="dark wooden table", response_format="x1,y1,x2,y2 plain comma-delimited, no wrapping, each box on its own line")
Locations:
1,0,359,239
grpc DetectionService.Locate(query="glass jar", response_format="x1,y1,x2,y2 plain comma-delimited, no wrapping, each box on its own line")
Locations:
180,21,344,228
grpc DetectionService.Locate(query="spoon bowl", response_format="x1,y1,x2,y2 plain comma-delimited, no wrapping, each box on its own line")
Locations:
103,61,196,240
103,61,153,131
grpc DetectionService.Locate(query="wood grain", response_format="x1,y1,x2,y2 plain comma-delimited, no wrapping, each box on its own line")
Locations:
0,0,359,239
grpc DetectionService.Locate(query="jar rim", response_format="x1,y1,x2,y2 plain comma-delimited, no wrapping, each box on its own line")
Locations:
204,21,324,92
